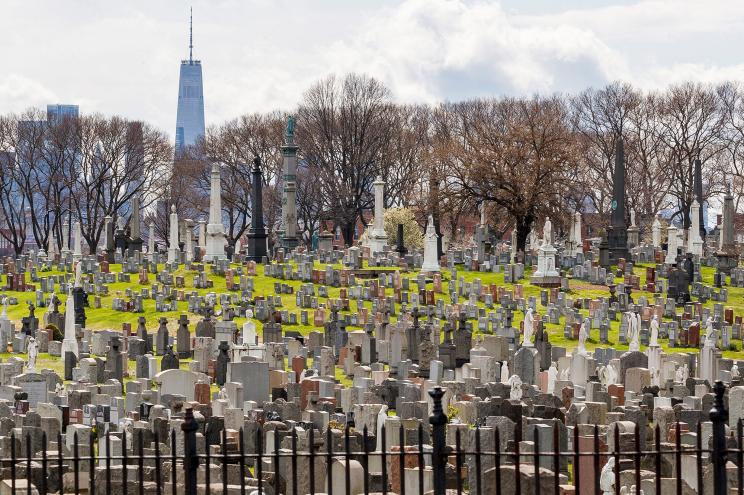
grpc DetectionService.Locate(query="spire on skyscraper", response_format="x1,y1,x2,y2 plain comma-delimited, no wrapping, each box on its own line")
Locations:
175,6,205,154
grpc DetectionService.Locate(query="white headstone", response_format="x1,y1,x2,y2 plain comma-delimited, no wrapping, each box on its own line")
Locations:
421,215,440,272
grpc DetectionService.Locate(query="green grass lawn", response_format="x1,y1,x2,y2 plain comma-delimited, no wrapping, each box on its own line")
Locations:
2,259,743,373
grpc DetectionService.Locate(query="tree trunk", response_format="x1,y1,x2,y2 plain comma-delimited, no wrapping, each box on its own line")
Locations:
342,221,355,247
433,215,443,259
515,214,534,253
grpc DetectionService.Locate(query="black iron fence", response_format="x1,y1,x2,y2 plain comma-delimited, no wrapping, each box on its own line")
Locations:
0,383,741,494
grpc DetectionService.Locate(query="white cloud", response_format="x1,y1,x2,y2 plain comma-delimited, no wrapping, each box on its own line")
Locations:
0,74,58,115
0,0,743,138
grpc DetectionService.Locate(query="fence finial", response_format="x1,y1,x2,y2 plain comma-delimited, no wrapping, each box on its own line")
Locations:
710,380,728,495
182,407,199,495
429,386,447,495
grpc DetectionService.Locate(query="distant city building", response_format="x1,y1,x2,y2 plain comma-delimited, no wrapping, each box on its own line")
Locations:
174,8,205,155
46,104,79,123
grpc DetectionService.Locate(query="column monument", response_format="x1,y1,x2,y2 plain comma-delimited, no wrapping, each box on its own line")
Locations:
72,221,82,262
167,205,180,264
128,197,144,253
279,117,300,250
716,183,738,273
246,157,268,262
366,176,389,254
204,164,227,261
148,222,156,259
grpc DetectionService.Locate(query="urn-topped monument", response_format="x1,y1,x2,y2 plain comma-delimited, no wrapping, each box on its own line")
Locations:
365,176,389,254
530,217,560,288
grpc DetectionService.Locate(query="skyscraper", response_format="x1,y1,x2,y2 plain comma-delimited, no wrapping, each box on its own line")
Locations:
47,104,79,123
174,8,205,155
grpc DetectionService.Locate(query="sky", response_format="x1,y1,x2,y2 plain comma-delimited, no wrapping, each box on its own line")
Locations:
2,0,744,141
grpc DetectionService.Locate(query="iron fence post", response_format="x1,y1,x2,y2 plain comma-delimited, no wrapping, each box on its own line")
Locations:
182,407,199,495
711,380,728,495
429,386,448,495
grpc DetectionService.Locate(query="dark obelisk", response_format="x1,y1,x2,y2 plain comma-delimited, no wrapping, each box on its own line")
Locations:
607,138,629,264
694,158,705,238
246,157,268,262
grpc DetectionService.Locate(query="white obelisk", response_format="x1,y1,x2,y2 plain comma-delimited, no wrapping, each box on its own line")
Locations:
167,205,180,264
61,288,79,358
72,221,82,261
204,164,227,261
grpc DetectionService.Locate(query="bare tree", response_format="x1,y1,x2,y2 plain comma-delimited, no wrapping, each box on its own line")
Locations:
199,112,285,248
68,115,172,251
656,82,726,227
441,96,578,251
0,151,27,254
297,73,396,246
571,82,641,216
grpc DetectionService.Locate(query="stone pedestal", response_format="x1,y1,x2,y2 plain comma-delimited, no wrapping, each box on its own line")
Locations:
317,231,334,252
665,226,679,265
204,223,226,261
627,225,639,249
647,345,662,385
699,345,716,384
514,346,539,385
530,243,560,288
717,253,739,274
570,352,589,387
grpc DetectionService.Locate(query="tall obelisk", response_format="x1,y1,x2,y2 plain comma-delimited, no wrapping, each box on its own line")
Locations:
694,158,705,239
607,138,629,264
128,196,144,253
367,176,389,253
279,117,300,250
246,157,268,262
204,163,226,261
167,205,180,264
716,183,738,273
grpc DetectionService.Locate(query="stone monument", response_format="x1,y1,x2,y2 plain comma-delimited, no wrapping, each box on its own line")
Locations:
717,183,738,273
652,215,661,250
204,163,227,261
530,217,560,287
61,288,79,359
365,176,389,254
607,138,629,264
128,196,144,254
421,215,440,273
688,199,704,257
246,157,268,262
72,221,82,261
279,116,300,251
627,209,639,249
167,205,180,264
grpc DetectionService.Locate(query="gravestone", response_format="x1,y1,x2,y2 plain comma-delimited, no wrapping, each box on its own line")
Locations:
176,315,191,359
156,318,169,356
215,341,230,386
161,345,180,371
